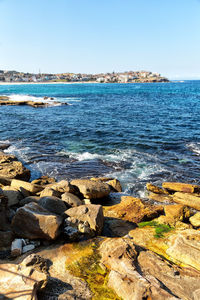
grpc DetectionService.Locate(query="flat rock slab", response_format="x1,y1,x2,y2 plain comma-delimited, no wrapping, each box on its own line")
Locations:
0,100,68,107
70,179,111,199
163,182,200,193
103,196,163,223
173,192,200,210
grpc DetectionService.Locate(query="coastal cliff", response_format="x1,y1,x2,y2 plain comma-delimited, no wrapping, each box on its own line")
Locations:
0,147,200,299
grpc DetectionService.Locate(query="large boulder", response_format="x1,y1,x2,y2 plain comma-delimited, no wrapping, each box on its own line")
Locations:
65,204,104,235
11,179,43,194
104,196,163,223
107,179,122,192
146,183,168,194
0,152,30,181
11,202,63,240
38,196,67,215
70,179,111,199
31,175,56,186
173,192,200,210
162,182,200,193
49,180,79,195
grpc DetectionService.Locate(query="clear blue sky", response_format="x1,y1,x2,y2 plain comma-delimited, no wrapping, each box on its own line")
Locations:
0,0,200,79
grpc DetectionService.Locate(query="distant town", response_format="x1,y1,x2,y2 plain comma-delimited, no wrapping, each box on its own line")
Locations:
0,70,169,83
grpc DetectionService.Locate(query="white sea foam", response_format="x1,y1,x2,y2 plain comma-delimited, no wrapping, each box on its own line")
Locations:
7,94,76,106
187,142,200,155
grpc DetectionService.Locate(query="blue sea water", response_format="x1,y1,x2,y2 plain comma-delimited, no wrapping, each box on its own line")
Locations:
0,81,200,197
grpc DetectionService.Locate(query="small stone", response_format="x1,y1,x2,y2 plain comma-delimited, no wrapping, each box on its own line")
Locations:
22,244,35,253
64,226,79,241
11,238,23,257
189,212,200,227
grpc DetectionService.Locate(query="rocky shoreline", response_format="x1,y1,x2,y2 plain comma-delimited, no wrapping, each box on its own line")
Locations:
0,96,68,108
0,147,200,299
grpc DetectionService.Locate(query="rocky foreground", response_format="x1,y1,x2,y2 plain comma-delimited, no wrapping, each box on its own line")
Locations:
0,96,68,107
1,148,200,299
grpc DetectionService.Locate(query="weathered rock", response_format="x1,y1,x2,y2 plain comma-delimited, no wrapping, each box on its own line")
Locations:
38,196,67,215
154,204,191,226
49,180,79,195
22,244,35,253
0,255,47,299
70,179,111,199
107,179,122,192
189,212,200,227
103,217,136,237
64,226,80,241
139,250,200,300
65,204,104,235
90,176,113,182
148,191,173,203
11,202,62,240
103,196,163,223
166,229,200,270
40,187,61,198
2,186,23,206
11,179,43,194
99,238,175,300
31,175,56,186
19,196,40,206
62,192,82,207
173,192,200,210
146,183,168,194
163,182,200,193
0,152,30,181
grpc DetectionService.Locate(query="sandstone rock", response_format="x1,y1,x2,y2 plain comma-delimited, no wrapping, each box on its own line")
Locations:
62,192,82,207
99,238,174,300
146,183,168,194
31,176,56,186
166,229,200,271
0,256,47,299
70,179,111,199
38,196,67,215
19,196,40,206
11,179,43,194
148,191,173,203
103,196,163,223
65,204,104,235
2,186,23,206
138,250,200,300
163,182,200,193
173,192,200,210
189,212,200,227
90,176,113,182
0,152,30,181
40,187,61,198
107,179,122,192
12,202,62,240
49,180,79,195
155,204,192,226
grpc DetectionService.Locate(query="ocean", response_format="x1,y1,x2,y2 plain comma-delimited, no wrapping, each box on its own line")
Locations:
0,81,200,198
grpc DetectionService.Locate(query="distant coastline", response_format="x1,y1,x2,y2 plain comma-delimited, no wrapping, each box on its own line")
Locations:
0,69,169,84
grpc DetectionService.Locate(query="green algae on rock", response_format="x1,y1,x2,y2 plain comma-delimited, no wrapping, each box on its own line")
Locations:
65,239,121,300
138,220,174,238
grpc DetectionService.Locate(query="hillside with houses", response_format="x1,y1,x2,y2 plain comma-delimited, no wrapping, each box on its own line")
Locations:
0,70,169,83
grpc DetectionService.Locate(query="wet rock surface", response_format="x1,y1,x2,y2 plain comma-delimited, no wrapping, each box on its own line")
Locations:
1,151,200,300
